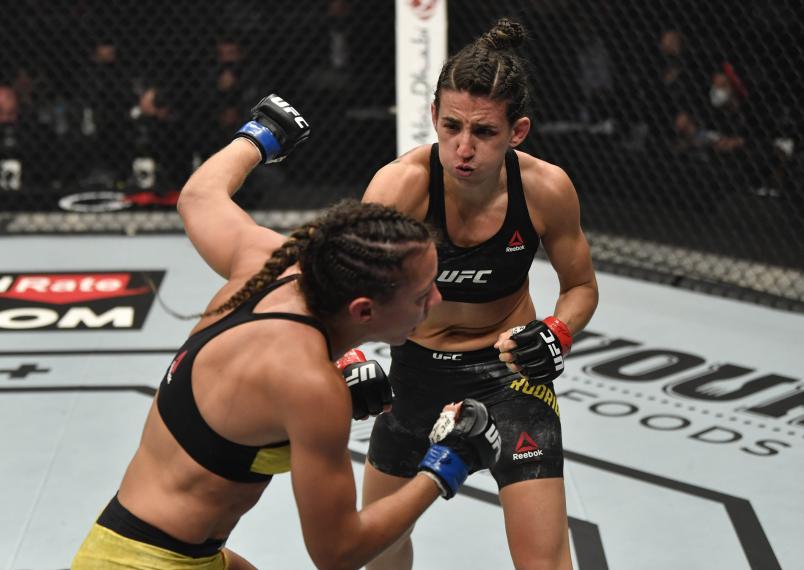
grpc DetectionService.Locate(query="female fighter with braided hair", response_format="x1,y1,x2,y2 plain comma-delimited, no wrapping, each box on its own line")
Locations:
360,19,598,569
73,95,501,569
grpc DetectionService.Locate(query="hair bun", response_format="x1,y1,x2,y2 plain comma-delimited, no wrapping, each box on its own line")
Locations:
481,18,526,51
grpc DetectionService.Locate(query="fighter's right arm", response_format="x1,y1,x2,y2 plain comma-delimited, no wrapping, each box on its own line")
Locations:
177,94,311,279
177,139,277,279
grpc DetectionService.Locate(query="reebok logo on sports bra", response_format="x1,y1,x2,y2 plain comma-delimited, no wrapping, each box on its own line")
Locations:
506,230,526,253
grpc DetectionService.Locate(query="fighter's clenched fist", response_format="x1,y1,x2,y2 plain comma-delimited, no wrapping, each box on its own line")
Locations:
235,94,310,163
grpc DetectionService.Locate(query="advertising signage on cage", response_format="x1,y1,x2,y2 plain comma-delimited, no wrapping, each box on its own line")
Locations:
0,271,164,331
395,0,447,154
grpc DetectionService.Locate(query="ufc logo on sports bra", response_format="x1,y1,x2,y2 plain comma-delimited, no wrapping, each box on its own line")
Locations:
437,270,492,284
269,95,310,129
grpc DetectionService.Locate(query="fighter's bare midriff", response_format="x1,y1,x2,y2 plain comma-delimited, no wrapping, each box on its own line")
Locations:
411,280,536,351
117,403,269,543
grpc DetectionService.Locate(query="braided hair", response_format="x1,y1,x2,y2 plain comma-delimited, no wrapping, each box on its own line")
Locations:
203,199,433,318
434,18,532,123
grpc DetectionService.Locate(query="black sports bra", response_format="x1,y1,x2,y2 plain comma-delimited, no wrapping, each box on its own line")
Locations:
156,275,330,483
425,144,541,303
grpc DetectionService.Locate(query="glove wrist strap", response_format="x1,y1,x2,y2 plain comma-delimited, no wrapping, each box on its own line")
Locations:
543,315,572,354
336,348,366,369
236,121,281,163
418,444,468,500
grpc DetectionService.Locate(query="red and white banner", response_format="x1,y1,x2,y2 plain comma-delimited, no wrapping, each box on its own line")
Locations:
0,270,164,331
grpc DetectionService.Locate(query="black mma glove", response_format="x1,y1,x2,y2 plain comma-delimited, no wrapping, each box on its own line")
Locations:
235,94,311,163
335,349,393,420
507,316,572,383
418,399,501,499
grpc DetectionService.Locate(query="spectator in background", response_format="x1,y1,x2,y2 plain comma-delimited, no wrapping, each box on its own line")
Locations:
214,37,260,105
574,9,615,125
657,30,698,107
659,31,684,86
20,70,86,191
196,36,262,159
326,0,351,81
9,67,36,113
126,83,191,203
0,85,23,191
0,85,19,125
81,38,135,186
709,63,801,196
671,110,744,161
708,64,752,137
759,107,800,196
301,0,353,91
0,82,50,192
645,29,706,146
706,63,773,191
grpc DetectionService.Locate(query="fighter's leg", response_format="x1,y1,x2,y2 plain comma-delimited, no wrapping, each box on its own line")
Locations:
489,387,570,569
500,478,572,570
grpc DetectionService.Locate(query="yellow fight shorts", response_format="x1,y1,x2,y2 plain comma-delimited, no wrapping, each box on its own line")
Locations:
72,524,227,569
72,495,228,569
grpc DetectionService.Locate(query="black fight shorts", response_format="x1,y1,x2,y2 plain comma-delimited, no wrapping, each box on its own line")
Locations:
368,340,563,489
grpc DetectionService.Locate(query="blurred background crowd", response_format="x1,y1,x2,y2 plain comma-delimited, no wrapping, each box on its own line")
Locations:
0,0,396,203
1,0,802,302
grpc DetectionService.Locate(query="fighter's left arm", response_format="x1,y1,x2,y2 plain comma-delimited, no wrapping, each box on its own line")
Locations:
524,161,598,335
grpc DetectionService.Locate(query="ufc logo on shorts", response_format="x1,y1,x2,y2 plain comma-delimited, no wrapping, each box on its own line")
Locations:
437,270,492,284
485,423,501,456
540,329,564,371
270,95,310,129
344,363,377,387
432,352,462,361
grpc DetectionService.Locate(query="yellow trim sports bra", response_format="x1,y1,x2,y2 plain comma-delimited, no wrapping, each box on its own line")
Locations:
156,275,329,482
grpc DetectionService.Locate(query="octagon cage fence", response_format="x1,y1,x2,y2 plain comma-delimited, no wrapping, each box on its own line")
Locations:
1,0,802,312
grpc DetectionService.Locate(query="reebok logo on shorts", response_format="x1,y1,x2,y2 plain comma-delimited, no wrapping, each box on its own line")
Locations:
505,230,526,253
512,432,543,461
